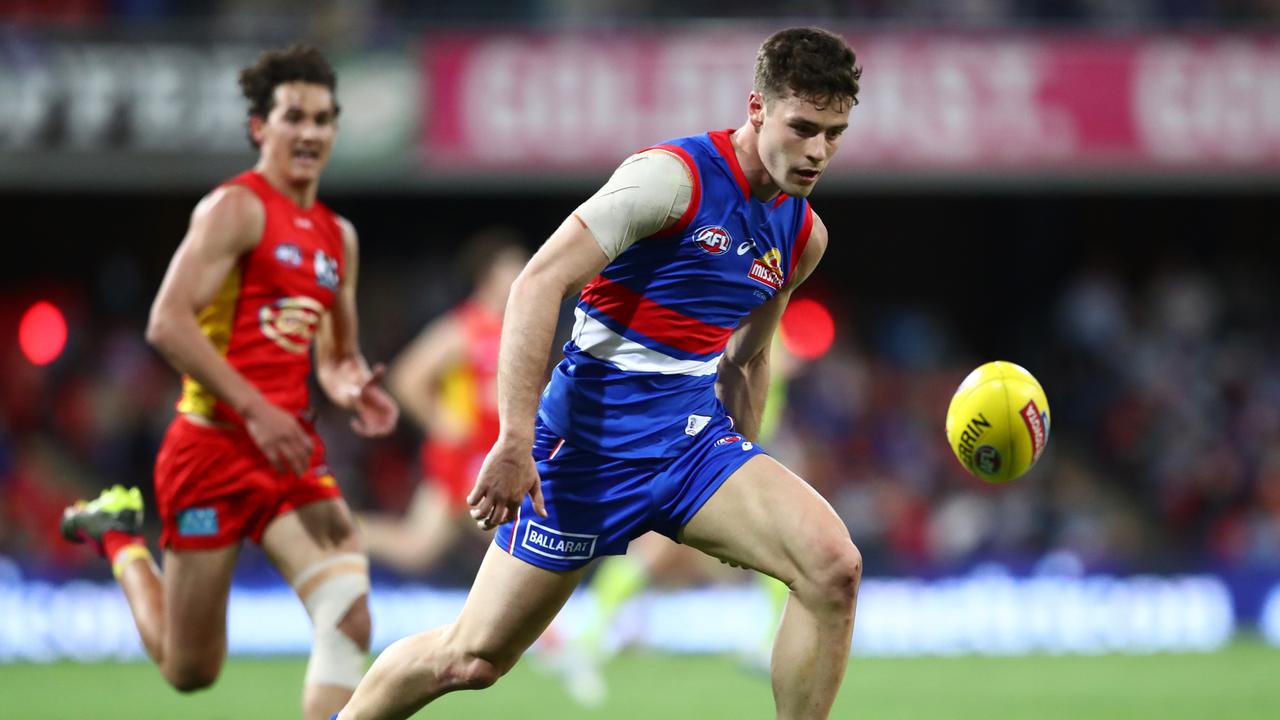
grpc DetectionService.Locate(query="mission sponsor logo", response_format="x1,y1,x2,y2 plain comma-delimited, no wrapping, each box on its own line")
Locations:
748,248,784,290
521,521,598,561
692,225,732,255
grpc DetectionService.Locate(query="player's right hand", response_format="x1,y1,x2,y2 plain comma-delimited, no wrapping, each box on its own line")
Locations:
467,440,547,531
243,398,314,476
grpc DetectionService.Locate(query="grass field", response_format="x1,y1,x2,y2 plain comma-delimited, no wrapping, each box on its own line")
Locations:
4,641,1278,719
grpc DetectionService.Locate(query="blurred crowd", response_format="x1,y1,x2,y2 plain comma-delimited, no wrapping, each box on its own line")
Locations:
3,0,1280,29
3,233,1279,583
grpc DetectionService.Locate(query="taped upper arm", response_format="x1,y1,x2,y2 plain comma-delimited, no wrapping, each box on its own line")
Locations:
573,149,694,261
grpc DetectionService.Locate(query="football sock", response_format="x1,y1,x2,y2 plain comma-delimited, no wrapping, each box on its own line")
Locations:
580,555,648,655
103,531,151,579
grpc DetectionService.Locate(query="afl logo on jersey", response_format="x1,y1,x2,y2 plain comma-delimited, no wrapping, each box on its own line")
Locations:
274,243,303,267
691,225,733,255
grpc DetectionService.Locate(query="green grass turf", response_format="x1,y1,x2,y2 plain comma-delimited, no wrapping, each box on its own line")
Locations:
3,641,1277,719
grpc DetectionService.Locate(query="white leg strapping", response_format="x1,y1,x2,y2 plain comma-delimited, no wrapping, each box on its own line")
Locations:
293,553,370,689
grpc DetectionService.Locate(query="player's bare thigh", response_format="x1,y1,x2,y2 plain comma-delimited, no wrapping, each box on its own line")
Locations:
443,544,587,664
677,454,855,588
262,497,364,582
161,545,240,682
630,532,729,584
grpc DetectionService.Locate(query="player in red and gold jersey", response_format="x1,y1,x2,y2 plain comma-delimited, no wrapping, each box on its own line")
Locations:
59,45,397,720
360,232,528,574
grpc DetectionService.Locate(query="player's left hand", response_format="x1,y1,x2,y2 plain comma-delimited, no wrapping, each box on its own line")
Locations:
347,363,399,437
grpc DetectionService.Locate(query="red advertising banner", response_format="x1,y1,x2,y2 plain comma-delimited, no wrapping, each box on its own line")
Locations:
420,32,1280,174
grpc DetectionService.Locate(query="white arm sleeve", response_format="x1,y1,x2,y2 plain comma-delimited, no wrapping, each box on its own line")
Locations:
573,149,694,261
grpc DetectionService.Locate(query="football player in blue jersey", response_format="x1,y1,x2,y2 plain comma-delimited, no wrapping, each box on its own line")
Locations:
335,26,862,720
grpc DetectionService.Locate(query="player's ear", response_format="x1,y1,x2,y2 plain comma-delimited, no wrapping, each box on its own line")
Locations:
748,90,766,130
249,114,267,146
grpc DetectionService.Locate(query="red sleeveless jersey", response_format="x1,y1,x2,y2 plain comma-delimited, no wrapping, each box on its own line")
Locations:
177,170,345,424
435,301,502,445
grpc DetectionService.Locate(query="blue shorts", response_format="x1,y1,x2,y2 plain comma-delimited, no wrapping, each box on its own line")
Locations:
493,414,765,571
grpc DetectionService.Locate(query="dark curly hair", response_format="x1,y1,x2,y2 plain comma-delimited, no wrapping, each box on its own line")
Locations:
754,27,861,109
238,44,340,148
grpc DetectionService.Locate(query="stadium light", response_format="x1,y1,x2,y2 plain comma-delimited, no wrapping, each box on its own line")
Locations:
18,301,68,366
780,298,835,360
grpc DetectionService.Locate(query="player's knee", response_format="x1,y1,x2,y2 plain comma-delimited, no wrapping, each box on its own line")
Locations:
295,555,372,689
337,595,372,651
800,538,862,612
454,656,506,690
448,650,512,691
165,658,222,693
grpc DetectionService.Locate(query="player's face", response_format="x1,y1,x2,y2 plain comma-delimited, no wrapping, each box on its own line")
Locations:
752,90,850,198
252,82,338,185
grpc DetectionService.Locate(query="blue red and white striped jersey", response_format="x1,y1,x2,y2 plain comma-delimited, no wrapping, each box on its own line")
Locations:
538,129,815,458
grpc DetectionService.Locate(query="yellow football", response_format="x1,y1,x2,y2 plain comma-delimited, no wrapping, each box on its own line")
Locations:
945,361,1050,483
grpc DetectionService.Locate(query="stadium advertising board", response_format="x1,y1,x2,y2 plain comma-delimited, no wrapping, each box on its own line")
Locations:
421,31,1280,177
0,40,416,188
3,32,1279,188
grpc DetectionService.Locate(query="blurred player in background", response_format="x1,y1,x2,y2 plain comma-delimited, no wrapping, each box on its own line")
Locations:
359,231,529,575
337,26,862,719
59,45,397,720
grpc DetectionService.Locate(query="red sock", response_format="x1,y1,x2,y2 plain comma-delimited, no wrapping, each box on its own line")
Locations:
102,529,144,562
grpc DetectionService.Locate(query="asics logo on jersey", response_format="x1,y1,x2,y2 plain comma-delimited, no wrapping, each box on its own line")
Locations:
259,296,325,354
692,225,733,255
737,240,756,255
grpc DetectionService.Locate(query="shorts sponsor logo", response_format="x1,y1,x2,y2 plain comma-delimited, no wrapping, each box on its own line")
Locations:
685,414,711,436
692,225,732,255
177,507,219,537
521,521,598,561
274,242,303,267
714,434,742,447
1020,400,1048,459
